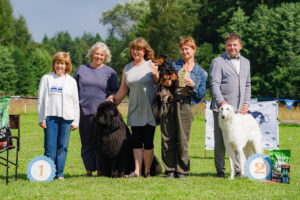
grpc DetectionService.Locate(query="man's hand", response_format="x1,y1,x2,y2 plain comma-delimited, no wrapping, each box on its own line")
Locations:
39,122,46,129
218,101,228,107
71,125,78,131
240,105,248,114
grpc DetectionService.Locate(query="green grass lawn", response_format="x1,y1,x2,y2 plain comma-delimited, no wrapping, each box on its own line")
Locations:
1,114,300,199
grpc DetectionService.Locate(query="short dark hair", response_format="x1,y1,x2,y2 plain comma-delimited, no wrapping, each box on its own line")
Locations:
225,33,242,43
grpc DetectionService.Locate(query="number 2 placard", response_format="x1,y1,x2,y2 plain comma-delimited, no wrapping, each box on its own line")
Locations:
27,156,56,182
246,154,272,181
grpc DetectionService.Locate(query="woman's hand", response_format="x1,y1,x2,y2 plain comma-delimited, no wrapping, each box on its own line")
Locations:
150,61,159,84
71,125,78,131
39,122,46,129
107,94,116,103
185,78,195,89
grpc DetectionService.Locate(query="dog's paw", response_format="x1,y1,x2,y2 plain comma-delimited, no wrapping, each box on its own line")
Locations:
230,172,235,180
241,174,247,178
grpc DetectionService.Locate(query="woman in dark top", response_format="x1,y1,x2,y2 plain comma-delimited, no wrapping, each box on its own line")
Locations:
74,42,119,177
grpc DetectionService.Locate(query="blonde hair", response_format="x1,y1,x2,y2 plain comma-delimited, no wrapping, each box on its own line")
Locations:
86,42,112,63
51,52,72,74
179,37,197,51
129,38,154,60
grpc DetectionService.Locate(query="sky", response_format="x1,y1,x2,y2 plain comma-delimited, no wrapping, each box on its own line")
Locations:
10,0,127,42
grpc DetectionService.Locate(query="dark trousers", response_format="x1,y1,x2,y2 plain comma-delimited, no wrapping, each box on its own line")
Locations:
213,111,226,173
160,101,193,175
79,114,100,171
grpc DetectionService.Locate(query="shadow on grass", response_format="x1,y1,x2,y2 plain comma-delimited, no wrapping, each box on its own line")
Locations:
0,173,28,181
190,156,214,160
189,172,217,177
65,173,89,178
0,173,89,182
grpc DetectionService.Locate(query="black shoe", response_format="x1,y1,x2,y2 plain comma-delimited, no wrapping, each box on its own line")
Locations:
216,171,225,178
166,172,175,179
175,173,185,178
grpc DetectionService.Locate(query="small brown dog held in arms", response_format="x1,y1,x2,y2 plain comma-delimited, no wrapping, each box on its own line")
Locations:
152,55,178,123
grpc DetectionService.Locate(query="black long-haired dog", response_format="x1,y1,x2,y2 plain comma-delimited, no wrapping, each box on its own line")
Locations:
152,55,178,123
93,101,162,177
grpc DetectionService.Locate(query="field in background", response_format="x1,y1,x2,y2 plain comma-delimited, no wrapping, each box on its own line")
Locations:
8,97,300,122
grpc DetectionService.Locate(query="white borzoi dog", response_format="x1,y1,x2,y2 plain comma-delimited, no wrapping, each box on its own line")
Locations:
218,104,263,179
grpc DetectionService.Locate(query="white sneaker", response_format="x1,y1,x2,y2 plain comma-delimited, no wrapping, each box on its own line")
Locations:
57,177,65,181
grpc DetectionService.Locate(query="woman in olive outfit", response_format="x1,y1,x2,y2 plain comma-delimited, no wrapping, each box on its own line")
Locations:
160,37,207,178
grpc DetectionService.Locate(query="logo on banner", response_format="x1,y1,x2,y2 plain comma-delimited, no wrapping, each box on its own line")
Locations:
284,99,295,111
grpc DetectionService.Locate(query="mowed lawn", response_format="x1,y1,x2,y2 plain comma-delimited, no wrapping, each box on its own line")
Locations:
1,114,300,200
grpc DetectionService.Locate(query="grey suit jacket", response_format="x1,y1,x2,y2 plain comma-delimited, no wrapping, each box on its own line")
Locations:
209,52,251,112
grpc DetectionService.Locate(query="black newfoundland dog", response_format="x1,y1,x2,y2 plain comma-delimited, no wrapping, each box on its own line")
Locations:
93,101,162,178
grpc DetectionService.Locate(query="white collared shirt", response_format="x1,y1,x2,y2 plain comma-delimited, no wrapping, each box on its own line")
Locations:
230,58,240,75
226,52,241,75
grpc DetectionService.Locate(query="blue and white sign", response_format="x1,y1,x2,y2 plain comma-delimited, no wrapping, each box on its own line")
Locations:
246,154,272,181
205,101,279,150
284,99,296,111
27,156,56,182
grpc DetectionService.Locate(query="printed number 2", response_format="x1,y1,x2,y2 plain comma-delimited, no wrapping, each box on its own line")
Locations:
39,165,43,176
255,162,265,174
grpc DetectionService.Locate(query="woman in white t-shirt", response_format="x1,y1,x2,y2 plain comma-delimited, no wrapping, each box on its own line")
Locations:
37,52,79,180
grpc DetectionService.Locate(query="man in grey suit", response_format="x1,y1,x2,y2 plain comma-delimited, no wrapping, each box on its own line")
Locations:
209,33,251,178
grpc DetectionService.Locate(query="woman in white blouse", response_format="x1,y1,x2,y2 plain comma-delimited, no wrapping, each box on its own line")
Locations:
37,52,79,180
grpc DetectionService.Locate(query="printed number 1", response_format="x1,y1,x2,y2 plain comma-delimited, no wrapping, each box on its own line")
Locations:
39,165,43,176
255,162,265,174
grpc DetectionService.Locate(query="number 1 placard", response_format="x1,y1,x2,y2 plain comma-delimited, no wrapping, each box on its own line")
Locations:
27,156,56,182
246,154,272,181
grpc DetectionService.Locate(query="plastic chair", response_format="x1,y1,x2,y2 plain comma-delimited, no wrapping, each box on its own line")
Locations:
0,115,20,184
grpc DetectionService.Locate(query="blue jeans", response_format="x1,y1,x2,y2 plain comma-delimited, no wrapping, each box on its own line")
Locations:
44,116,72,178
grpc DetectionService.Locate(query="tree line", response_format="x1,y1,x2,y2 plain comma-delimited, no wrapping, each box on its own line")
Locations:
0,0,299,99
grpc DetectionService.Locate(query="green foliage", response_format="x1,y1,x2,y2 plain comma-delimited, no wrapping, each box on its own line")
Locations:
195,42,216,72
100,0,150,39
246,3,300,98
0,45,17,94
42,31,104,72
14,16,32,48
10,46,36,95
27,48,52,95
141,0,196,60
289,56,300,99
217,7,250,54
0,0,16,46
105,34,130,79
